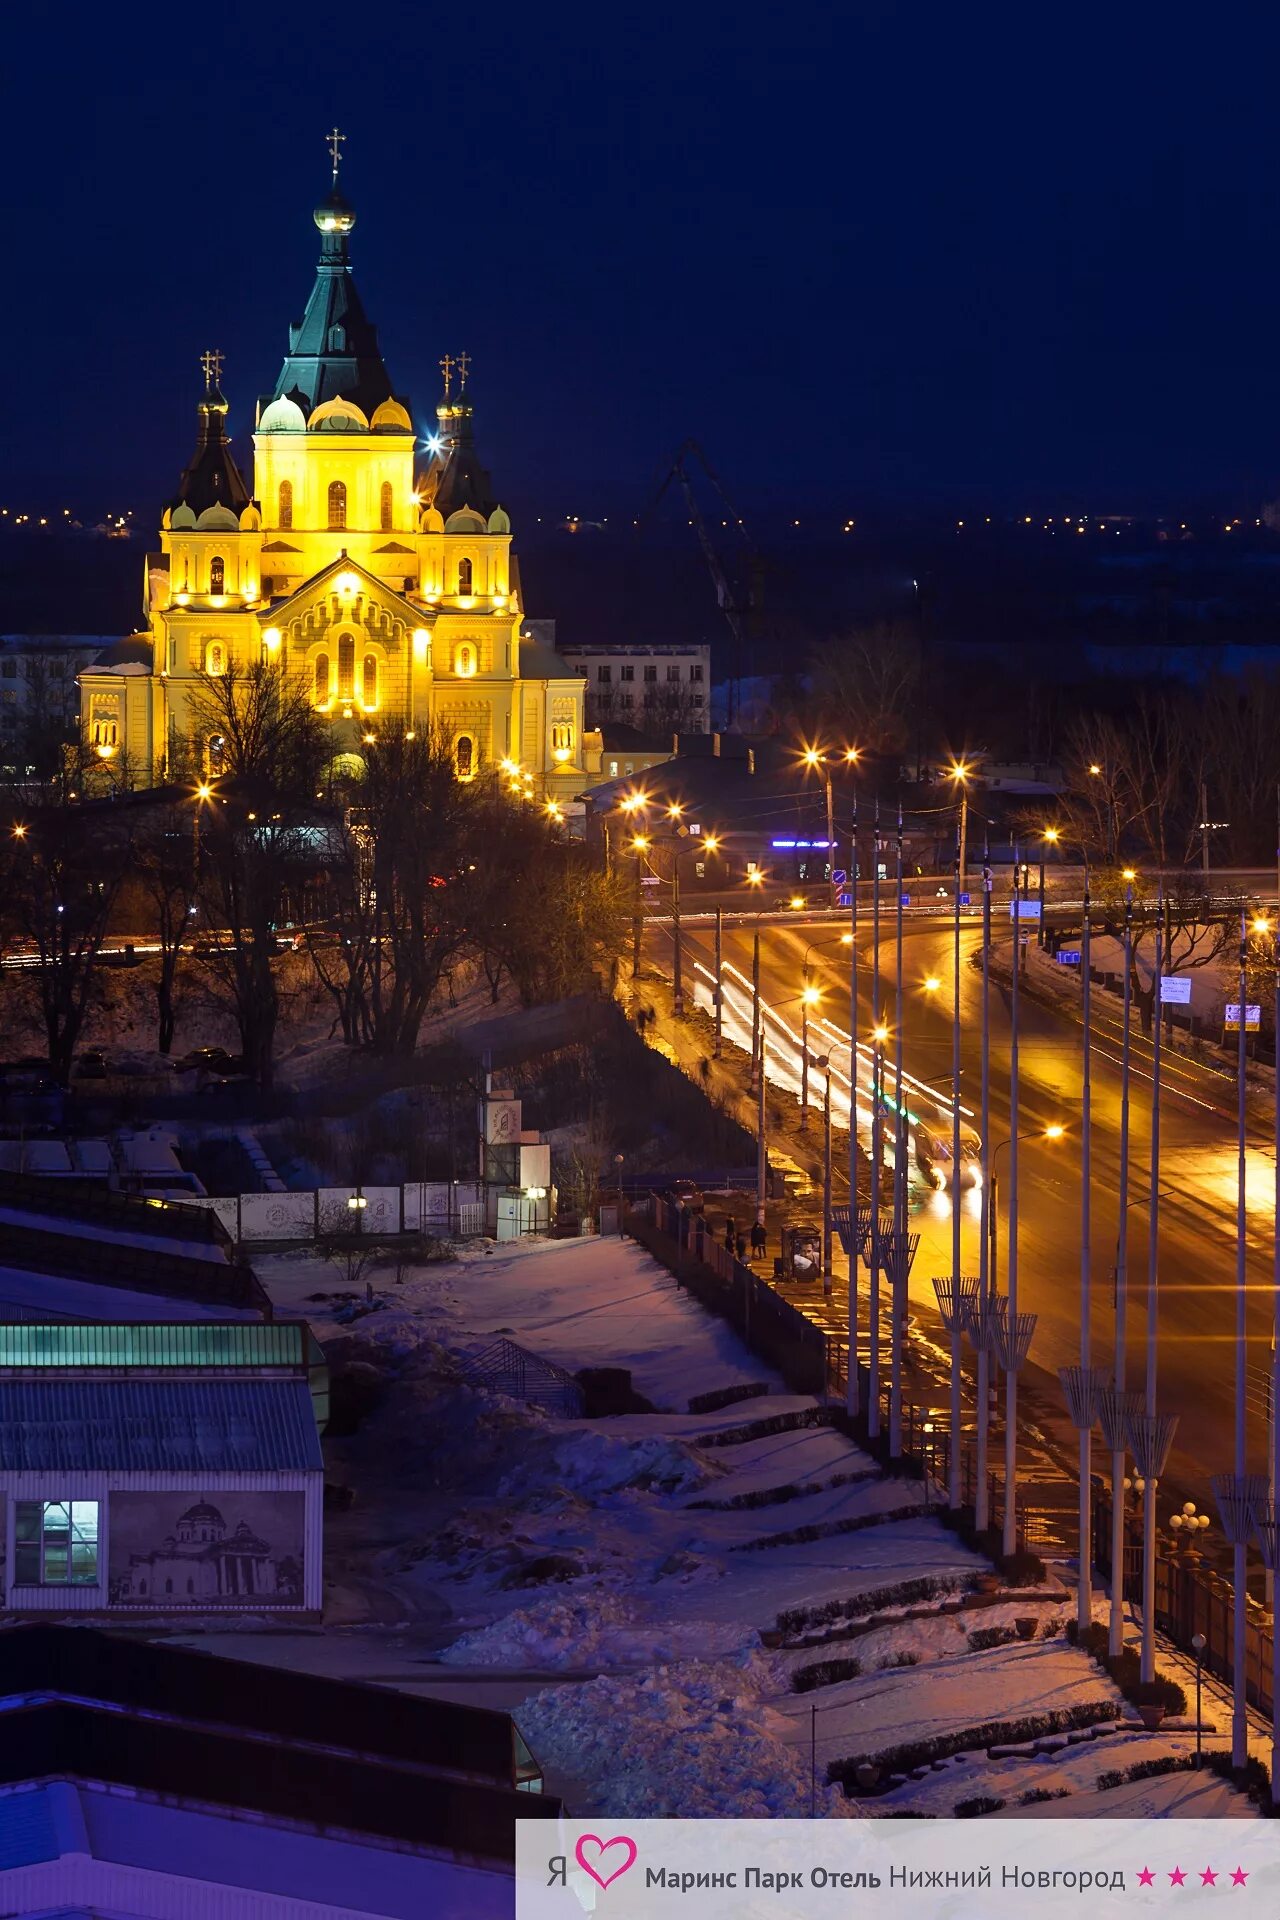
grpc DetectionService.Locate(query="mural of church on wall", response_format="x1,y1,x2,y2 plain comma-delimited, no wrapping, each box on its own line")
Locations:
108,1493,304,1607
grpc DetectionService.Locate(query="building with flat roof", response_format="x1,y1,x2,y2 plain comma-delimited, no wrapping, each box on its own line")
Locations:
551,638,713,735
0,1320,325,1618
0,1623,559,1914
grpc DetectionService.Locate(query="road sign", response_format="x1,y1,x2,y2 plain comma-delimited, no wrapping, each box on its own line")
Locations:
1225,1003,1261,1031
900,894,911,907
1159,975,1192,1005
1057,949,1081,966
959,891,971,906
1010,900,1042,920
836,891,851,908
831,869,847,886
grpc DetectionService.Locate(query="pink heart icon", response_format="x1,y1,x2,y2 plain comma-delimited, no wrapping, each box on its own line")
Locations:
575,1833,638,1890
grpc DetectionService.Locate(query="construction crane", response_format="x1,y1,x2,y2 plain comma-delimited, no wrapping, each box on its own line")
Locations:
650,439,763,730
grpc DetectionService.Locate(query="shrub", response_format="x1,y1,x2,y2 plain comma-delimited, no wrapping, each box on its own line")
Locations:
877,1650,922,1670
1097,1755,1198,1793
956,1795,1007,1818
777,1575,963,1638
1066,1620,1188,1715
793,1657,862,1693
968,1625,1017,1653
1019,1786,1071,1806
1000,1547,1048,1587
1206,1750,1279,1813
829,1701,1120,1792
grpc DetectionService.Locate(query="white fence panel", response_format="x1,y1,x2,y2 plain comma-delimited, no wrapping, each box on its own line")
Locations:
238,1192,316,1240
316,1185,402,1235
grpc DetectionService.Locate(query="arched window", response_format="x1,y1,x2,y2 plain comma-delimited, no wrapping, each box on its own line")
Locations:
456,735,475,781
278,479,293,529
328,481,347,530
454,641,477,678
205,641,225,676
457,556,473,594
362,654,378,707
209,555,225,593
314,653,330,704
380,481,393,531
338,633,355,700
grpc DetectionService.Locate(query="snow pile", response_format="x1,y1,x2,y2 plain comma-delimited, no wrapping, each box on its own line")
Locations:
499,1427,710,1502
440,1592,751,1670
517,1652,854,1818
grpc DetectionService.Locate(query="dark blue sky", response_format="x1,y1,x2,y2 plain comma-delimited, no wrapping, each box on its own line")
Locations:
10,0,1280,522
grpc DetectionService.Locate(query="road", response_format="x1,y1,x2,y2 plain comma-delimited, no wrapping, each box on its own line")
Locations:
663,908,1275,1520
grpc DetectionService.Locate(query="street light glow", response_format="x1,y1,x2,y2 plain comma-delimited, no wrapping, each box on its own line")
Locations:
745,869,764,887
843,746,860,763
631,834,649,852
923,975,941,992
1122,866,1137,882
702,834,720,854
1089,763,1102,776
789,894,806,910
872,1023,889,1044
1253,915,1272,935
947,760,970,783
666,801,684,819
802,747,821,768
801,984,821,1006
1043,826,1060,844
1044,1123,1065,1140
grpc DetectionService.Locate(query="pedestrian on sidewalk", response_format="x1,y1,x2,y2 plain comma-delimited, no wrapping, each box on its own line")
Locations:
750,1219,767,1261
735,1232,747,1263
723,1216,735,1251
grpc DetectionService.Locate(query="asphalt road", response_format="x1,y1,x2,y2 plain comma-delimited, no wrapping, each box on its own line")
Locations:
669,909,1276,1518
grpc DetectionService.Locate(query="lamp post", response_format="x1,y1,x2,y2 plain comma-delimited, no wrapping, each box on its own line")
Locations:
713,905,723,1059
847,795,861,1419
945,767,971,1507
889,803,907,1459
989,1126,1060,1553
746,869,765,1096
1109,870,1137,1659
1192,1632,1206,1766
975,834,993,1531
821,1058,833,1287
1039,825,1059,949
801,745,858,885
868,800,884,1440
799,973,820,1134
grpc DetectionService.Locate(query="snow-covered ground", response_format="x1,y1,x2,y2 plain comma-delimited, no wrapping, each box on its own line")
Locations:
224,1231,1258,1819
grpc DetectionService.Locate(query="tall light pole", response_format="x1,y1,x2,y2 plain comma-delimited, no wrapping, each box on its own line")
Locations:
975,834,994,1531
1039,824,1059,949
713,904,723,1059
990,1124,1059,1554
1130,885,1176,1684
799,973,819,1134
746,871,764,1095
629,832,649,981
801,745,858,885
847,795,861,1418
1059,847,1106,1638
821,1059,833,1287
949,797,964,1508
869,801,884,1440
889,802,907,1458
1215,908,1263,1769
1108,870,1137,1659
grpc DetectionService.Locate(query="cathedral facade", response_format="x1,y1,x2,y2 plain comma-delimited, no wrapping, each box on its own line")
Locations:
79,155,597,798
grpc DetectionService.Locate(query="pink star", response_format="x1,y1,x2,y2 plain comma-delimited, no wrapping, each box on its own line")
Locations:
1169,1868,1187,1887
1137,1868,1155,1887
1201,1869,1218,1887
1232,1868,1249,1887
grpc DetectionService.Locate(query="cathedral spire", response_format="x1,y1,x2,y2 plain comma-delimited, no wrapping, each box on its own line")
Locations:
430,355,498,519
171,352,250,516
263,136,406,421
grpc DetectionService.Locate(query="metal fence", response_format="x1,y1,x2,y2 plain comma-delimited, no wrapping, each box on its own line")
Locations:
1094,1486,1275,1711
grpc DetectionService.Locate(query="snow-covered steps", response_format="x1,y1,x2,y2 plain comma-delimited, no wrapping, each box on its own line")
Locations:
680,1423,878,1511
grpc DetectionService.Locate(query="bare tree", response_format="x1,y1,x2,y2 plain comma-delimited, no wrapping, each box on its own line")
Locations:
810,624,920,758
133,804,199,1054
0,804,131,1082
186,661,328,1088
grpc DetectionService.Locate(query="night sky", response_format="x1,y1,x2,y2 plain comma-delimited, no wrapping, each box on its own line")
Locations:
10,1,1280,523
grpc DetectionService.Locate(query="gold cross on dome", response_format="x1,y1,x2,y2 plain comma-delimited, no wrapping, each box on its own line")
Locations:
327,126,347,182
200,348,224,390
457,350,471,393
439,353,455,399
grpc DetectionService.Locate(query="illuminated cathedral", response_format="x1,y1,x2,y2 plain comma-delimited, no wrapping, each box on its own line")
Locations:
79,135,596,797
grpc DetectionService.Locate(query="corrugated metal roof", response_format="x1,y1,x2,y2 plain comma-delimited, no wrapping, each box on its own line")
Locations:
0,1378,322,1472
0,1782,58,1867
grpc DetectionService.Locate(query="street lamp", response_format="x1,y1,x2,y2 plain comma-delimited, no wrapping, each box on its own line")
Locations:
628,833,649,981
801,745,856,881
990,1123,1060,1553
745,869,766,1095
946,760,972,885
1038,825,1059,949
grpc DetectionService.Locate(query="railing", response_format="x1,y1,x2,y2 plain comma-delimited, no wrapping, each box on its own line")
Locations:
454,1337,586,1418
1092,1486,1275,1711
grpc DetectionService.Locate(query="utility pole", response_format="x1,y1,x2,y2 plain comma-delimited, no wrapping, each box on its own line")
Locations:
631,837,644,979
756,1034,767,1233
1201,780,1211,881
1077,856,1096,1633
1135,889,1175,1685
847,797,860,1418
800,963,812,1135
